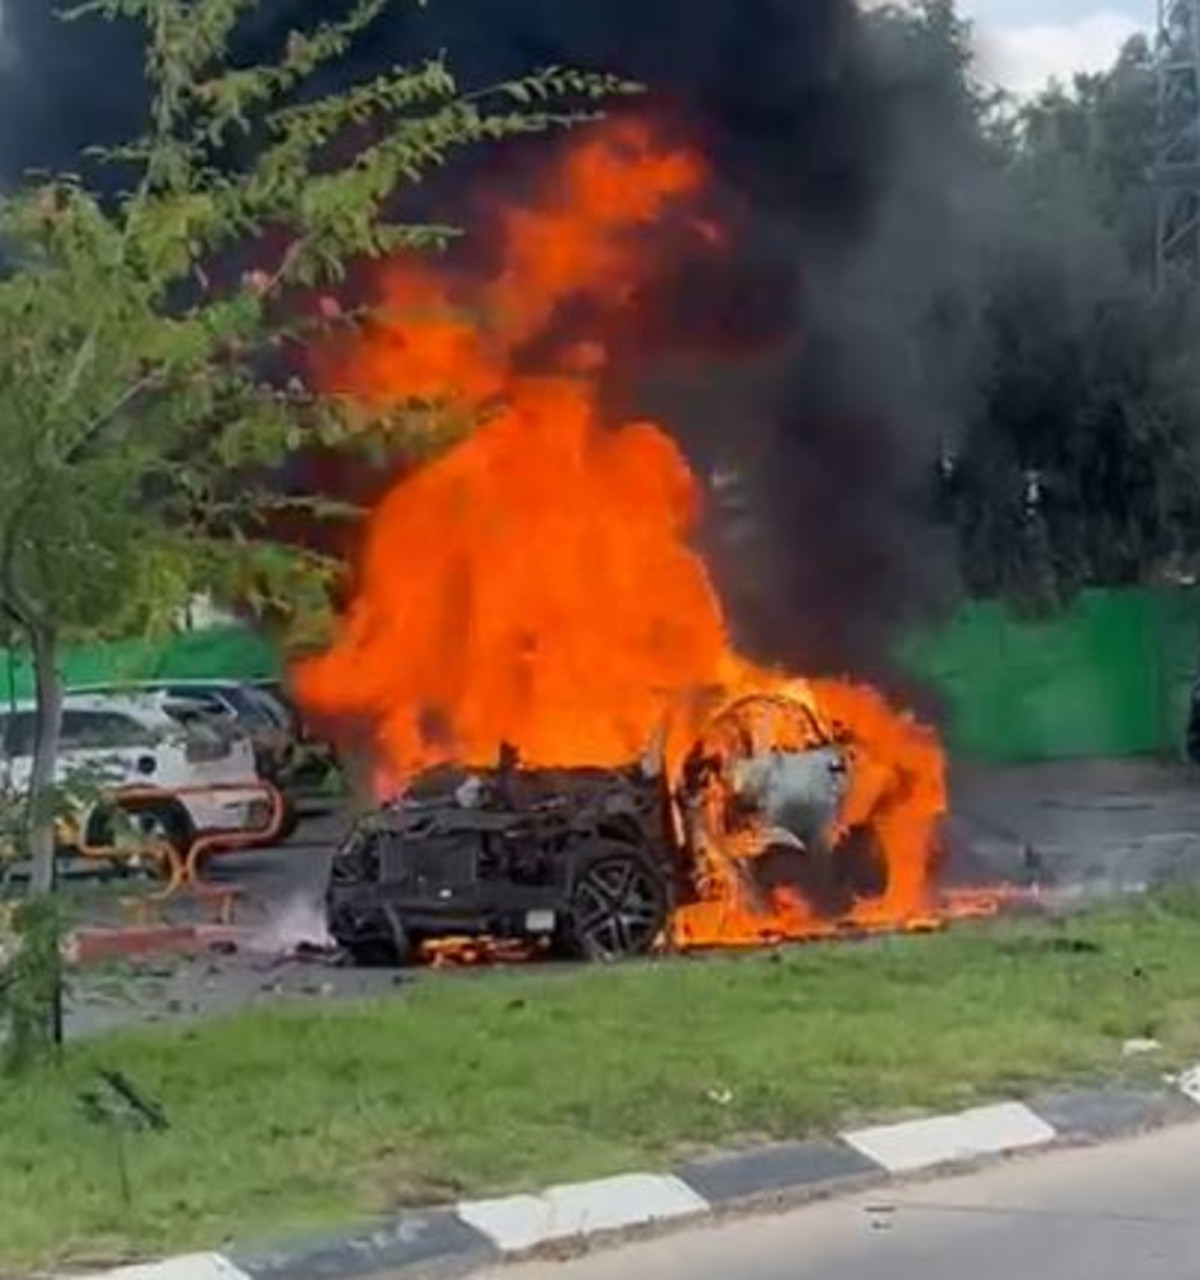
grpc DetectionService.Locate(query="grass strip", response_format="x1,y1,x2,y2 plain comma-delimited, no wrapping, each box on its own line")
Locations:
4,892,1200,1271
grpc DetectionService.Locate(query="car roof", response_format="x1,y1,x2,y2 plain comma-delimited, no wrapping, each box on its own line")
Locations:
0,690,175,724
72,679,245,693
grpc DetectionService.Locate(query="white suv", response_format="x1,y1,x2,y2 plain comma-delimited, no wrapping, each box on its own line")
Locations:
76,679,296,782
0,691,272,846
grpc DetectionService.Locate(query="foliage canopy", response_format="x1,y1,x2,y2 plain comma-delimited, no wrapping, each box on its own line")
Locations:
0,0,634,659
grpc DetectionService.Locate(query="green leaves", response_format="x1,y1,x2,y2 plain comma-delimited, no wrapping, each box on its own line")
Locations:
500,66,643,105
0,0,625,662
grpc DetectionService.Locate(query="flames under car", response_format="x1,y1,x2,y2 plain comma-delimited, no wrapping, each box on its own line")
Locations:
326,698,894,965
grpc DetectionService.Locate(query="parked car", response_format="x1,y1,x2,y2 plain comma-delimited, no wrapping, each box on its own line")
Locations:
76,680,295,780
246,679,303,738
0,691,275,855
249,677,343,794
73,680,305,840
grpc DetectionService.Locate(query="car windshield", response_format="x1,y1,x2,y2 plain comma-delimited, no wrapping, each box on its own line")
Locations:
223,685,284,729
167,684,276,730
164,697,241,740
243,686,295,732
164,696,219,725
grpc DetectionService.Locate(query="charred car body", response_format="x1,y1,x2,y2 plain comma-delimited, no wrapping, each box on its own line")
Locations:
326,695,891,965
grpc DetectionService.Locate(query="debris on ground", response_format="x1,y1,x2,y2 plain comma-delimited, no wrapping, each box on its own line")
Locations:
1122,1037,1162,1056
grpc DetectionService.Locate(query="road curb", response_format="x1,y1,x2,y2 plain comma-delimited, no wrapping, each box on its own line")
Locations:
68,924,249,966
65,1083,1200,1280
68,925,205,965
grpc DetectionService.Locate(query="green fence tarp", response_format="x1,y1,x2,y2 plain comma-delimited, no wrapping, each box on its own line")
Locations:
0,626,281,703
901,586,1200,763
4,587,1197,764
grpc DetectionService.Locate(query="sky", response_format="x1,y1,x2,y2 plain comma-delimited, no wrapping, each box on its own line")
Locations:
0,2,1159,104
961,0,1152,94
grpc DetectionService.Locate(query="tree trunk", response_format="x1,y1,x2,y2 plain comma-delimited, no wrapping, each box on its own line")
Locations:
26,625,62,897
0,623,67,1066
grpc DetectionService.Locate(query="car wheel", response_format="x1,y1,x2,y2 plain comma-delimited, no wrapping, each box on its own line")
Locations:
562,840,669,962
341,912,412,968
344,937,399,967
87,796,195,869
835,825,888,901
136,802,195,881
133,798,195,858
750,827,886,918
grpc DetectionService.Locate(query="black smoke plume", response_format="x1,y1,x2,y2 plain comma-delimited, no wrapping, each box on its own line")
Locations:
0,0,990,700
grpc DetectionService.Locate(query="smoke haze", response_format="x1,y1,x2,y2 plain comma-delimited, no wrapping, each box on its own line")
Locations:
0,0,996,697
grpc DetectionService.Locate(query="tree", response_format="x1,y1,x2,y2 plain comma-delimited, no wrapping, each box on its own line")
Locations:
0,0,630,1060
1016,36,1157,273
932,28,1200,606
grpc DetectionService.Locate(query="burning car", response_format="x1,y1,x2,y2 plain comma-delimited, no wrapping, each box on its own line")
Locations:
306,127,952,963
327,753,672,964
326,692,913,965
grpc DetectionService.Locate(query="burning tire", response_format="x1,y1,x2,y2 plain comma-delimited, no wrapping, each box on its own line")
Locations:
835,825,888,900
561,840,670,962
749,826,889,918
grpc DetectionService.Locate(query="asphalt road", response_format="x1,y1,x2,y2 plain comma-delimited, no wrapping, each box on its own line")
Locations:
950,759,1200,896
485,1123,1200,1280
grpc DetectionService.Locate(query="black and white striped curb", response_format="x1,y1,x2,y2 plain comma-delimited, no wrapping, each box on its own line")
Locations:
71,1082,1200,1280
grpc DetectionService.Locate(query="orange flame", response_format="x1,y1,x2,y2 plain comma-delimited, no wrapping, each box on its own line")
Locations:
296,121,954,947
